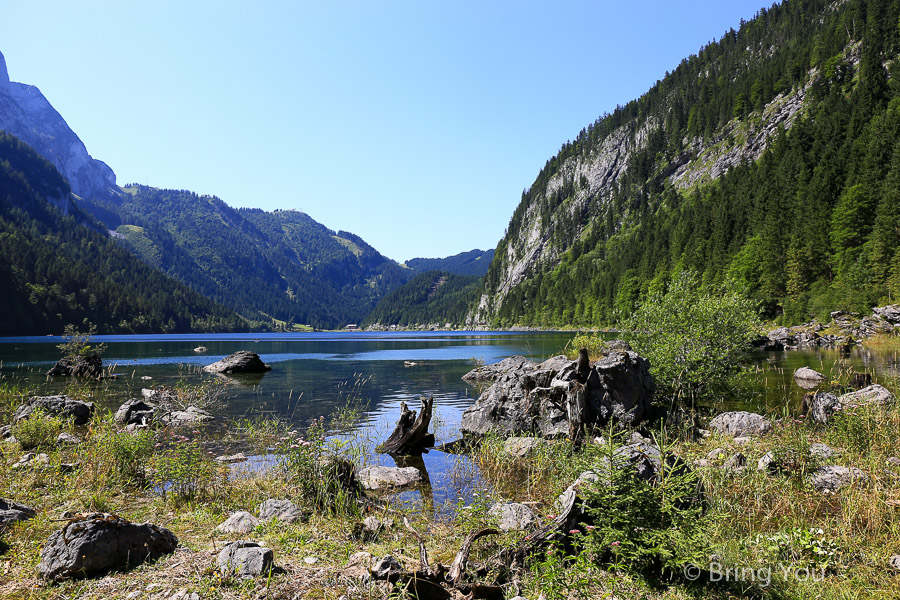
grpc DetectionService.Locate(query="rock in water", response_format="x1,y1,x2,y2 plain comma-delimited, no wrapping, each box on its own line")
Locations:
216,541,274,578
13,395,94,425
202,351,271,374
793,366,826,382
38,514,177,581
46,355,103,378
0,497,36,530
114,398,157,427
707,411,772,437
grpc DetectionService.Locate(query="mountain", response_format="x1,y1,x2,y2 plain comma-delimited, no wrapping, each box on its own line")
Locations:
0,133,243,335
364,270,482,328
405,249,495,276
82,187,413,329
473,0,900,327
0,51,119,203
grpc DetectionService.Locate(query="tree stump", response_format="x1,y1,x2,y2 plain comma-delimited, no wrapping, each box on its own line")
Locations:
376,396,435,455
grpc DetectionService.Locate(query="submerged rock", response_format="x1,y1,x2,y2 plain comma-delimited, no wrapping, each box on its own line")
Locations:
38,514,177,581
202,351,271,375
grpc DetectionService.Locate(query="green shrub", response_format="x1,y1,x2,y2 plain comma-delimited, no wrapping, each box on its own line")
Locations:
93,425,155,485
627,270,760,404
11,409,63,450
150,435,219,503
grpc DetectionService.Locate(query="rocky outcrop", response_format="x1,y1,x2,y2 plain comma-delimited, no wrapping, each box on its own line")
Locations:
46,355,103,378
462,356,534,383
13,395,94,426
459,351,654,438
38,514,177,581
0,497,36,530
202,351,271,374
216,541,274,578
707,411,772,438
0,51,118,202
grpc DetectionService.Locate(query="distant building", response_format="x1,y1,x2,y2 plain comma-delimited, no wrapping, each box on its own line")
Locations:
346,324,359,331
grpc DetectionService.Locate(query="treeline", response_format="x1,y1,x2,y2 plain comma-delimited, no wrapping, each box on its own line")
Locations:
364,271,482,326
486,0,900,327
405,249,495,277
0,133,244,335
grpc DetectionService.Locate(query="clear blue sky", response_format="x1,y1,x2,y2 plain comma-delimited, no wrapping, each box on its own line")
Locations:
1,0,771,262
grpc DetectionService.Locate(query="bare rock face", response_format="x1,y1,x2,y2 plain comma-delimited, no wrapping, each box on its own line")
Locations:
0,51,117,202
708,411,772,438
202,351,271,374
216,541,274,578
459,350,654,438
13,395,94,426
38,514,177,582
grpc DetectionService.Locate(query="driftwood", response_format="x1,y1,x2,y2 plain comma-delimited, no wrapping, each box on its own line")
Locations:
377,396,435,455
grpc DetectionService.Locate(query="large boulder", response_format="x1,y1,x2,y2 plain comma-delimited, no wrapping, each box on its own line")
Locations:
0,497,36,531
810,465,869,494
113,399,157,427
257,499,305,524
216,541,274,578
38,514,177,581
793,366,825,383
839,384,895,407
459,350,654,438
202,351,271,374
13,396,94,425
708,411,772,438
357,466,424,490
461,356,535,383
46,355,102,378
216,511,259,535
805,385,894,426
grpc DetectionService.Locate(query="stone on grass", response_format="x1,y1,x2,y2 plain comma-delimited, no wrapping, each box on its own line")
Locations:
810,443,836,460
707,448,725,460
56,432,81,445
890,555,900,572
810,465,869,494
488,502,539,532
11,452,49,470
216,541,274,578
357,466,424,491
38,513,177,582
708,411,772,438
216,511,259,535
0,497,36,530
13,396,94,425
352,516,385,541
372,555,402,579
838,384,895,407
723,452,746,472
503,437,544,458
162,406,214,427
257,499,304,523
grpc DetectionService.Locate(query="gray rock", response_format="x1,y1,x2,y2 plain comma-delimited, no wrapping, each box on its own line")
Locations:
13,395,94,425
371,555,402,579
757,451,778,474
202,351,271,374
216,541,274,578
257,499,304,523
215,453,248,464
461,356,535,383
357,466,424,490
809,443,836,460
838,384,895,407
708,411,772,438
352,516,385,541
460,350,654,438
723,452,746,472
732,436,752,446
810,465,869,494
488,502,539,532
873,305,900,325
38,513,177,581
193,346,208,353
805,385,894,426
12,452,49,470
503,437,544,458
216,511,259,535
0,497,36,531
890,555,900,572
805,392,841,425
162,406,214,426
794,366,826,382
56,432,81,445
707,448,725,460
45,355,103,378
114,399,157,427
0,425,10,439
887,457,900,467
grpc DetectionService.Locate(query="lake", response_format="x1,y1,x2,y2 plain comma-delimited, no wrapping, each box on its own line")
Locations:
1,331,897,511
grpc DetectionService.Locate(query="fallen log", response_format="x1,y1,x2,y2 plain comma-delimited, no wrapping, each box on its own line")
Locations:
377,396,435,455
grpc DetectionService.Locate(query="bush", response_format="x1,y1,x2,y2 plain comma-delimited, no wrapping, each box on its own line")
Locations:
150,435,220,503
11,409,63,450
627,270,760,404
92,424,156,485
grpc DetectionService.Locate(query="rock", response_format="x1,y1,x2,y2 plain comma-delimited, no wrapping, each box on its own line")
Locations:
140,376,152,381
838,384,895,407
0,497,36,530
193,346,208,353
707,448,725,460
13,395,94,425
757,451,778,474
890,555,900,572
371,555,402,580
461,356,535,383
257,499,305,523
460,350,654,438
794,366,826,382
216,541,274,578
114,399,157,427
809,443,836,460
352,516,385,541
38,513,177,581
723,452,746,472
45,355,103,378
357,466,424,491
202,351,271,374
488,502,539,532
12,452,49,470
872,305,900,325
161,406,214,426
732,436,752,446
56,432,81,445
503,437,544,458
708,411,772,438
805,385,894,426
887,457,900,467
215,453,248,464
810,465,869,494
0,425,11,439
804,392,841,425
216,511,259,535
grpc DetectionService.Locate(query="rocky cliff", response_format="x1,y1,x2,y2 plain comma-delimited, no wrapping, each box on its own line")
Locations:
0,51,118,202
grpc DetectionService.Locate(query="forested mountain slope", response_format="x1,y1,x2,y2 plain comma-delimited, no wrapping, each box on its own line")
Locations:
473,0,900,327
405,249,495,276
82,188,412,329
0,133,243,335
364,270,482,327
